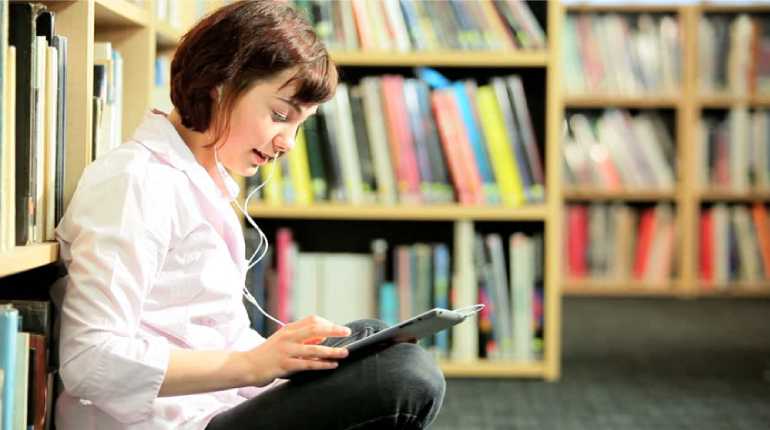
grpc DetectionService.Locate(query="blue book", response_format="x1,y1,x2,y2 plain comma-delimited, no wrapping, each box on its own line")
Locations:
0,304,19,430
433,244,451,357
451,81,499,204
378,282,399,327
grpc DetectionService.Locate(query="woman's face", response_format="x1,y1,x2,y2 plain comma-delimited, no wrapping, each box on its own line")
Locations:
215,68,319,177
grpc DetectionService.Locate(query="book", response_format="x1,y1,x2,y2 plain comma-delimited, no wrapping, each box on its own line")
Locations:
0,304,19,430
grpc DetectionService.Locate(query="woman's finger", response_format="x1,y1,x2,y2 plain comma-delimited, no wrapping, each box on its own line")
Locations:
284,357,339,372
290,344,348,360
288,322,351,343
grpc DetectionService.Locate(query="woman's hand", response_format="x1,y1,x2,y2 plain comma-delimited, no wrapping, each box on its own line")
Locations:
243,315,352,387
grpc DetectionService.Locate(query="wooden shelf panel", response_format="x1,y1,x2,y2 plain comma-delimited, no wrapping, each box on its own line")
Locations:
0,243,60,278
699,94,770,108
329,51,548,67
94,0,150,27
699,190,770,202
700,4,770,14
563,188,677,201
698,283,770,297
565,4,683,13
564,95,680,108
563,279,680,297
155,21,182,49
247,203,549,221
439,360,546,378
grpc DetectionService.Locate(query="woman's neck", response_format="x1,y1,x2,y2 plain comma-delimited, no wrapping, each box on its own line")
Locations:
167,109,229,195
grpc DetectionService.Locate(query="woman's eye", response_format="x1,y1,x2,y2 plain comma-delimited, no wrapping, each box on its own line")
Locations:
272,111,289,122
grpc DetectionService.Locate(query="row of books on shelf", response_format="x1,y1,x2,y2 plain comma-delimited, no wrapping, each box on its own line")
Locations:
700,203,770,285
566,203,677,283
563,12,681,96
562,110,676,190
699,108,770,191
248,71,544,207
699,14,770,96
244,227,544,362
0,300,55,430
92,42,124,163
1,3,68,252
293,0,545,53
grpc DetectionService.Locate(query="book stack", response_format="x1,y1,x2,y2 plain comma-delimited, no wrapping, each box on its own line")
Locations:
247,72,545,208
699,108,770,191
699,203,770,287
566,203,677,284
292,0,546,53
563,12,682,96
1,2,68,251
243,226,543,363
563,110,676,191
0,301,55,430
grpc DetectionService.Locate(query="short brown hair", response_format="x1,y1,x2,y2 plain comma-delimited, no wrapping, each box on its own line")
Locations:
169,0,337,138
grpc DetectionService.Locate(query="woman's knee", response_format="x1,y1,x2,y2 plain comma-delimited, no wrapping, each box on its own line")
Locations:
374,343,446,426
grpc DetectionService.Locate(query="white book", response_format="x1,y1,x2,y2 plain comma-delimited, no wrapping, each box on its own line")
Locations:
13,332,29,430
44,46,57,241
361,78,397,205
34,36,46,243
451,220,478,361
1,46,15,252
318,253,375,325
486,233,512,360
510,233,534,362
382,0,411,52
728,15,752,96
733,206,760,282
632,114,675,189
332,84,364,205
713,204,730,285
597,113,644,187
730,108,750,192
752,112,769,188
294,253,321,320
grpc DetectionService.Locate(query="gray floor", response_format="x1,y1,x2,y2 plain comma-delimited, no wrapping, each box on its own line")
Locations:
432,297,770,430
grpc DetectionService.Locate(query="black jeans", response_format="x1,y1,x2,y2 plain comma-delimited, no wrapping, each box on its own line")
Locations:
205,319,446,430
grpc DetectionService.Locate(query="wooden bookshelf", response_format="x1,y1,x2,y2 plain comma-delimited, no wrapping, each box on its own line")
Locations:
698,283,770,297
247,203,549,222
563,279,680,297
155,21,183,49
329,51,549,68
699,94,770,108
699,190,770,202
564,95,680,109
565,4,682,14
563,188,677,201
0,243,60,278
94,0,149,27
440,360,547,378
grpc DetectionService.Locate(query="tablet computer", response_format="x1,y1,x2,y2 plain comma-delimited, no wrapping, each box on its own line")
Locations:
344,305,483,354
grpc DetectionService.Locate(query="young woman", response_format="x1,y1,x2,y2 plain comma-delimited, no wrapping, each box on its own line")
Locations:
54,1,445,429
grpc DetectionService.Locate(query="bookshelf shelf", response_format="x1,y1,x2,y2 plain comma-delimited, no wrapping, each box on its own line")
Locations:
563,188,677,201
700,4,770,14
564,95,681,108
563,279,679,297
699,190,770,202
565,4,682,14
0,243,60,278
698,94,770,108
94,0,150,27
698,283,770,297
329,51,549,68
439,360,547,379
247,203,549,222
155,21,182,49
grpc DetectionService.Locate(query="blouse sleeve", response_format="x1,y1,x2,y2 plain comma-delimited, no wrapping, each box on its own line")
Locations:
56,165,173,424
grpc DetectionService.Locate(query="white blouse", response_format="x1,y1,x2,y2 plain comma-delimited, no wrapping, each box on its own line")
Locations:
55,110,273,429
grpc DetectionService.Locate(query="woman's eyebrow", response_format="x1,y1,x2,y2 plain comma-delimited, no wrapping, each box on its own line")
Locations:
275,96,317,117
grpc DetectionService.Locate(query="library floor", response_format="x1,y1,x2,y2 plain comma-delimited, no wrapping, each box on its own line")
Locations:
432,297,770,430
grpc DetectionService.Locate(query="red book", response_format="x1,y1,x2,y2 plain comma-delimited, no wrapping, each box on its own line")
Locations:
431,90,473,204
567,205,588,278
751,203,770,278
700,209,715,283
276,228,293,323
381,75,422,203
444,90,484,205
633,208,657,280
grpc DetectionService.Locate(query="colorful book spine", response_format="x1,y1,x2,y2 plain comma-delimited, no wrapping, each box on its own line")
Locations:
0,304,19,430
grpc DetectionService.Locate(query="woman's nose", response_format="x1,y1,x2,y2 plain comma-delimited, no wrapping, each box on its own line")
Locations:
272,133,294,154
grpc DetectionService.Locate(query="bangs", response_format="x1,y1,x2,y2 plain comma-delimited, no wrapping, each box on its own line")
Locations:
283,55,338,105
